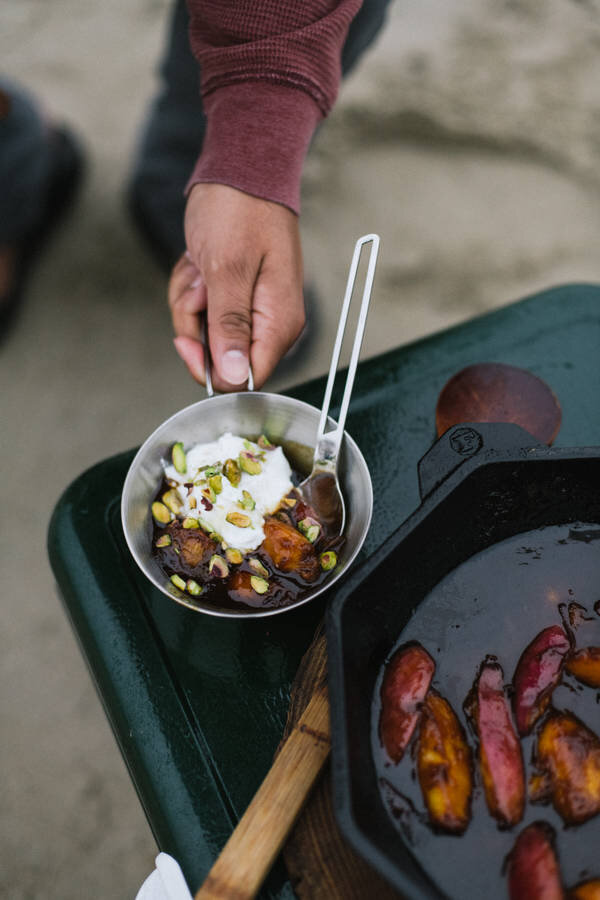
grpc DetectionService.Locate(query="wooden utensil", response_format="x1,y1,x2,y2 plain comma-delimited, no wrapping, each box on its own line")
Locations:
194,683,331,900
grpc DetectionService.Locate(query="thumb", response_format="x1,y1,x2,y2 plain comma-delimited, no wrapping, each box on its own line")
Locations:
206,267,254,388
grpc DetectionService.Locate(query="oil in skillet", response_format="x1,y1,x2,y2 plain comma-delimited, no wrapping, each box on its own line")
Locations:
372,523,600,900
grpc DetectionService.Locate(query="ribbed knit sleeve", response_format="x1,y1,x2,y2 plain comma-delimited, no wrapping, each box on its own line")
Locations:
185,0,362,213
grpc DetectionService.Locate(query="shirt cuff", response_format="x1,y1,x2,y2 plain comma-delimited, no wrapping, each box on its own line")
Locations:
185,81,322,215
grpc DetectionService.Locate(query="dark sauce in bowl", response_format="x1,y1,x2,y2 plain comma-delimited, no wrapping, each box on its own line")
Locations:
151,463,343,613
372,523,600,900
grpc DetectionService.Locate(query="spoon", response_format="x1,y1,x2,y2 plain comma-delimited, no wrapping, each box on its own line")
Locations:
299,233,380,537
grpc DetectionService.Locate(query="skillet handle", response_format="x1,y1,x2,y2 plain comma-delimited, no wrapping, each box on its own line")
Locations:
417,422,543,500
194,685,331,900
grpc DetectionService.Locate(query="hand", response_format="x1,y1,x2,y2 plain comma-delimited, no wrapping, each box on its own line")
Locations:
168,183,305,392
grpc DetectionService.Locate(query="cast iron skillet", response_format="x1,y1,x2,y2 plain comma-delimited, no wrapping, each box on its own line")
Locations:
326,422,600,900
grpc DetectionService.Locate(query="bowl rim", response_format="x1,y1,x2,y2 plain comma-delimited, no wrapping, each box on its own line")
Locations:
121,390,373,618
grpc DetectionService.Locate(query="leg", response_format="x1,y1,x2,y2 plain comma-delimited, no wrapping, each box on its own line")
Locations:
127,0,206,270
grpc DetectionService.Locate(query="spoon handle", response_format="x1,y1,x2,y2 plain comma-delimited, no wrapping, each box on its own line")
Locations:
314,234,380,467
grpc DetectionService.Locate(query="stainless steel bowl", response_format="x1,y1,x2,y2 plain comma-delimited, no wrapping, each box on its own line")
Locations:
121,391,373,618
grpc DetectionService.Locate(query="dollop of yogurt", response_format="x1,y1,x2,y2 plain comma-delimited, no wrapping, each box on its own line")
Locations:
163,433,293,551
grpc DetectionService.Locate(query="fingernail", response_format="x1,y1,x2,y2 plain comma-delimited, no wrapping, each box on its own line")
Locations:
221,349,249,385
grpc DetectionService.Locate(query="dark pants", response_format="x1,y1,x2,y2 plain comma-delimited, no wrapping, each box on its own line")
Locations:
0,79,51,244
127,0,393,268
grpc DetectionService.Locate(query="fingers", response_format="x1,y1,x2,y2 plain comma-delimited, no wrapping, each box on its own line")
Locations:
249,252,306,388
204,254,255,389
168,253,207,384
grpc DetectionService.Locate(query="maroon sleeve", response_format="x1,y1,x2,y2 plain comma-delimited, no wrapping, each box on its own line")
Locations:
185,0,363,213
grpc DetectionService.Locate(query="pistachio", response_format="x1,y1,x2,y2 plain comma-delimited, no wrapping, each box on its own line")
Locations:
226,511,252,528
155,533,172,548
250,575,269,595
209,474,223,495
258,434,275,450
200,485,216,504
209,554,230,578
225,548,244,565
319,551,338,571
182,517,200,529
202,465,221,478
171,442,187,474
188,495,197,510
248,558,269,578
243,439,255,451
299,517,320,543
240,490,255,511
239,450,262,475
281,496,297,508
170,574,186,591
186,579,203,596
209,532,224,546
198,518,213,534
223,458,241,487
151,501,172,525
162,489,183,514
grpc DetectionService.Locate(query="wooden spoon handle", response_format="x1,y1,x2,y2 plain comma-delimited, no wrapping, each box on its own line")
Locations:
194,686,331,900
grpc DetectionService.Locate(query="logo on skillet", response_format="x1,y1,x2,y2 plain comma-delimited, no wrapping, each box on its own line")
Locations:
449,427,483,457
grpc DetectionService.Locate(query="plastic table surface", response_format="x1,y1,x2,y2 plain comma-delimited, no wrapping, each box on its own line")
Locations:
48,285,600,898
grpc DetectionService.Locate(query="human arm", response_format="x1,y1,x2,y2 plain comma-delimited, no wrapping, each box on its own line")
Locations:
169,0,362,391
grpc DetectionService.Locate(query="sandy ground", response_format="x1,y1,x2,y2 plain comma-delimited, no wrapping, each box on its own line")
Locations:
2,1,600,897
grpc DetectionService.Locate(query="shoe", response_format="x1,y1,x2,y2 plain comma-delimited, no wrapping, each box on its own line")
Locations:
0,125,85,341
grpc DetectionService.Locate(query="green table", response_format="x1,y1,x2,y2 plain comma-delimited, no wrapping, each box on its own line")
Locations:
48,286,600,898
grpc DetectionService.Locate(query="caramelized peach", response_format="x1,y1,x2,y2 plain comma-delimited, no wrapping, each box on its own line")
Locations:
512,625,570,736
379,643,435,763
417,692,473,833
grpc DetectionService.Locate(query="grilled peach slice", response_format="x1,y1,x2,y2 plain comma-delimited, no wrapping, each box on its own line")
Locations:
506,822,564,900
262,517,320,582
533,711,600,825
565,647,600,689
417,692,473,833
379,643,435,763
512,625,570,736
467,659,525,827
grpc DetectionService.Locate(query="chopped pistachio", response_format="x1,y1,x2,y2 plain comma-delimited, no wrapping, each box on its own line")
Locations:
186,579,203,596
258,434,275,450
198,518,213,533
239,450,262,475
155,533,172,548
162,489,183,514
223,458,241,487
250,575,269,595
240,490,255,511
299,517,320,543
319,551,338,571
209,474,223,495
225,511,252,528
281,496,297,508
200,485,216,504
209,532,224,545
243,439,255,451
202,465,221,478
248,558,269,578
209,554,230,578
225,548,244,565
182,516,200,529
171,442,187,474
170,574,186,591
188,495,197,510
151,501,172,525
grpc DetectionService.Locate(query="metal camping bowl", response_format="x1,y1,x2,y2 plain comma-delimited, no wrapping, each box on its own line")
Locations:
121,390,373,618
